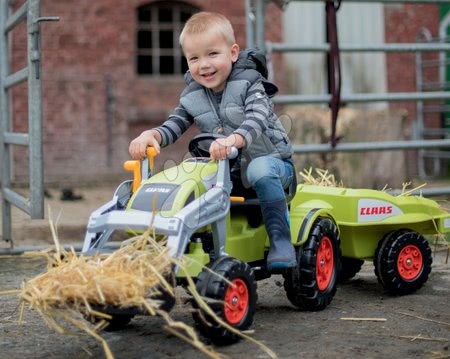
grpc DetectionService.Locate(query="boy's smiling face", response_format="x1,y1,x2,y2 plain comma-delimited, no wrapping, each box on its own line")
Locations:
182,30,239,93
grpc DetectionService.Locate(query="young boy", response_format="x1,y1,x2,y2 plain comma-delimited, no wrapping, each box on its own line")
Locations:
129,11,296,272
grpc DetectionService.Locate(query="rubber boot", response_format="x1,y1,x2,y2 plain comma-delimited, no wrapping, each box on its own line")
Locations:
260,199,297,272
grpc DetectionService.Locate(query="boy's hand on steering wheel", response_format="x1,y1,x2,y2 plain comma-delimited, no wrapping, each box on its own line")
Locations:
209,134,245,160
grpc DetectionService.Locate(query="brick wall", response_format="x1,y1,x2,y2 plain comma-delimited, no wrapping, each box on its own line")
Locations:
384,4,440,129
384,4,441,177
8,1,440,184
9,0,282,185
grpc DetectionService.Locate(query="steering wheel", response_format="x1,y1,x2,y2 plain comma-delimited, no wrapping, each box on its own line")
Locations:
188,133,226,158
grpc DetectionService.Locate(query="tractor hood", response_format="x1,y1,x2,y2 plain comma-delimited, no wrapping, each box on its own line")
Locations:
126,158,218,216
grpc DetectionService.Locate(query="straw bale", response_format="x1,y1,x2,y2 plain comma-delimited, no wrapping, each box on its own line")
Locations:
13,233,277,359
20,236,173,313
283,106,408,189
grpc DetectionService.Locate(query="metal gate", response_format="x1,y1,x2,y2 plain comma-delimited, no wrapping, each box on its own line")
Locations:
246,0,450,196
0,0,57,246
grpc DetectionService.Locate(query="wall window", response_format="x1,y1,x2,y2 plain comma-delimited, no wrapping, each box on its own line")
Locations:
137,1,198,75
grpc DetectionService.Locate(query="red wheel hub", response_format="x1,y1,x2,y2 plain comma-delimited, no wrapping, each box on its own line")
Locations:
224,278,249,325
397,244,423,280
316,236,334,291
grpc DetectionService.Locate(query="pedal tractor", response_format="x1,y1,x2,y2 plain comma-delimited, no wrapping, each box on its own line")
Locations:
82,134,450,344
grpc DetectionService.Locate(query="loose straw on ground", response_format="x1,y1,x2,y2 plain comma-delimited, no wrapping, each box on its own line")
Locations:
340,317,387,322
1,215,278,359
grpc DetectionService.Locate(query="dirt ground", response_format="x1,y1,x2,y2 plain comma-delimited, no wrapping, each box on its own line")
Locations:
0,187,449,359
0,250,449,359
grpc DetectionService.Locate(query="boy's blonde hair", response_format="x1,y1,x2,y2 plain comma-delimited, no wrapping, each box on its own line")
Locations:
179,12,236,47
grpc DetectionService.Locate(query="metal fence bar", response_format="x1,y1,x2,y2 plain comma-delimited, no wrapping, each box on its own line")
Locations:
4,67,28,89
4,132,29,146
0,0,48,245
292,139,450,154
388,187,450,196
422,151,450,159
274,91,450,105
245,0,255,48
27,0,44,219
0,0,11,244
3,188,30,215
255,0,265,50
269,42,450,52
4,0,26,32
0,241,122,256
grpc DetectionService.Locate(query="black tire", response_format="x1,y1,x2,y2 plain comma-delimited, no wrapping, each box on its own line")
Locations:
338,257,365,282
86,273,176,331
86,309,134,331
373,230,405,285
153,272,177,313
192,256,257,345
374,229,432,295
283,217,340,311
102,314,134,331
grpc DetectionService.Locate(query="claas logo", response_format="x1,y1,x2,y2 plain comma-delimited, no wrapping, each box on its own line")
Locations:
360,206,393,215
357,199,402,223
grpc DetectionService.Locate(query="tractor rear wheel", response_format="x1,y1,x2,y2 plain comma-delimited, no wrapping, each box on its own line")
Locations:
192,256,257,345
283,217,340,311
374,229,432,295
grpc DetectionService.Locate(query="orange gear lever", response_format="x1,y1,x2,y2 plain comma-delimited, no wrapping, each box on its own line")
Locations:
123,160,141,193
146,146,157,173
124,146,158,193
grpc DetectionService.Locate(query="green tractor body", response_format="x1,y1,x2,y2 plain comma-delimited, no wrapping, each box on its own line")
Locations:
82,135,450,343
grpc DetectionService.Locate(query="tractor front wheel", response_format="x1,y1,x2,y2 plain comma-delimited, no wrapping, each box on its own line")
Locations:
374,229,432,295
283,217,340,311
192,256,257,345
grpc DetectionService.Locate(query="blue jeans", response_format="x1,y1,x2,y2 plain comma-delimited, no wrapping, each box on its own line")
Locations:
246,156,294,203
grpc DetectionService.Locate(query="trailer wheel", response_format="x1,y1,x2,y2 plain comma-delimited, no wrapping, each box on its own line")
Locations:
374,229,432,295
283,217,340,311
192,256,257,345
338,257,365,282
